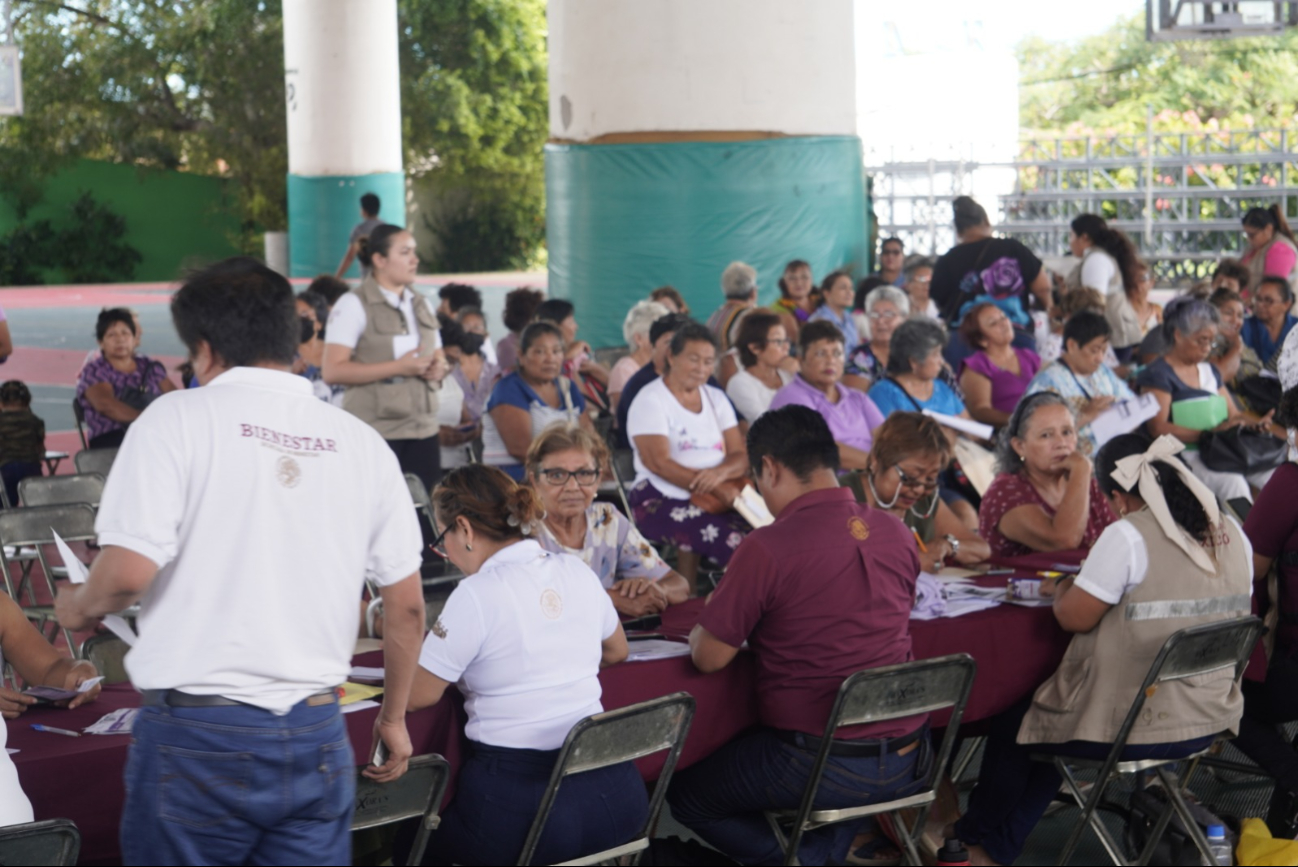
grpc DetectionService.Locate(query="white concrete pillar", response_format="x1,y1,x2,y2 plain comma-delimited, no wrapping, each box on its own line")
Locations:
283,0,404,277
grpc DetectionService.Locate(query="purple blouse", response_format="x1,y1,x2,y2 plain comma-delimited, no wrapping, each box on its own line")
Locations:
768,375,886,453
959,347,1041,415
75,354,169,439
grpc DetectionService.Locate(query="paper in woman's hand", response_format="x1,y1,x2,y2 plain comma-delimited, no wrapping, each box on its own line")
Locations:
52,528,138,646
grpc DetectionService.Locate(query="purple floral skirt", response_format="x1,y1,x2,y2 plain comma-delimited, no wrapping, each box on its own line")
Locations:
627,479,750,567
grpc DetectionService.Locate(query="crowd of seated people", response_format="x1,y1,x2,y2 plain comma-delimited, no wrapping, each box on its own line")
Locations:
37,204,1298,866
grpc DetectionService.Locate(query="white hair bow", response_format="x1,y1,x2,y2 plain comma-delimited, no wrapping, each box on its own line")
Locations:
1111,434,1222,572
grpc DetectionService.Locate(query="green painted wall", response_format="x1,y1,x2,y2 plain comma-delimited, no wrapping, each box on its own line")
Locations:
0,159,241,283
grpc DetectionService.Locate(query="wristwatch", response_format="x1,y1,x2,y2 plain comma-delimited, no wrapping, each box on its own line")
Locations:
943,534,961,559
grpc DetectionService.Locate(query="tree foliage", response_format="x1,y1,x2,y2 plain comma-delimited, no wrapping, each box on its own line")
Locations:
1,0,287,248
399,0,548,272
1019,14,1298,136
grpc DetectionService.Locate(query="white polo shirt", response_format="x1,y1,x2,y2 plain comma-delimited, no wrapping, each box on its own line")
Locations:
97,366,422,713
419,539,619,750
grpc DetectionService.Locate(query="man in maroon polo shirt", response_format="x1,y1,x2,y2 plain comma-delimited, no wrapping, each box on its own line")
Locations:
666,405,929,866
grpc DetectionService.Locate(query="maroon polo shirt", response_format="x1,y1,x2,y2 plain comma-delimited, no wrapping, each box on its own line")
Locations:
698,486,922,739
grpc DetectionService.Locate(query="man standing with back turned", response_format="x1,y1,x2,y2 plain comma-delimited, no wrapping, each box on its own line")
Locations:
336,191,384,279
56,258,427,866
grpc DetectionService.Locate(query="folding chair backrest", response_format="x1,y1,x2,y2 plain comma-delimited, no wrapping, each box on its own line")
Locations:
832,654,978,733
352,754,450,864
0,817,81,865
80,633,130,685
611,450,635,485
1150,616,1264,687
0,503,97,549
18,474,105,509
71,399,87,451
519,692,695,866
404,473,433,520
73,448,117,478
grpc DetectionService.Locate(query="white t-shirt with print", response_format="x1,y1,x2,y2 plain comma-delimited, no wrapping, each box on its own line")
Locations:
626,378,737,500
97,367,423,713
725,368,792,423
418,540,618,750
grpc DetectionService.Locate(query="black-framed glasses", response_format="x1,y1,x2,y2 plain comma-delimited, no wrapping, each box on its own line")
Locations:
538,468,600,487
894,465,939,494
429,523,453,558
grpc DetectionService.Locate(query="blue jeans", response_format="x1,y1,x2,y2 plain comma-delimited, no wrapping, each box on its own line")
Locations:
121,699,354,866
423,740,648,866
954,699,1215,865
667,727,932,866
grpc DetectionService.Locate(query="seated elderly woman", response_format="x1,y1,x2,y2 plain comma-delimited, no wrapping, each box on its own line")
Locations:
536,298,611,413
482,321,592,480
843,412,990,572
626,322,751,580
948,433,1252,866
76,307,175,449
1023,310,1136,458
527,424,690,618
1,592,102,824
409,465,646,865
725,310,793,422
609,300,670,413
768,320,885,472
958,301,1042,428
979,392,1117,560
845,283,910,390
1137,295,1277,503
868,318,968,419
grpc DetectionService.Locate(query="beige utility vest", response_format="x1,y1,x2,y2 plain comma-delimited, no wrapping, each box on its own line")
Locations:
1018,507,1250,746
341,277,441,441
1065,248,1142,348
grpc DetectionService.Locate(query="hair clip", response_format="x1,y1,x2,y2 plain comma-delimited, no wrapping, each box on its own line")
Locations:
506,513,520,528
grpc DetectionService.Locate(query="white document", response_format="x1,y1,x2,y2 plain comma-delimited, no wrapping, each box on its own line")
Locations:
76,676,104,693
625,639,693,662
731,484,775,529
392,333,419,360
54,528,138,646
84,707,138,735
922,410,994,442
1089,393,1160,449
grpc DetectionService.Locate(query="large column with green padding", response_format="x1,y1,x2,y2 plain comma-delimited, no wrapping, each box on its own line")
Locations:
282,0,404,278
545,0,867,349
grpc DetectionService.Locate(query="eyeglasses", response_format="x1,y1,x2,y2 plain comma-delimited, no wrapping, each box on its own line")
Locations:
538,467,600,487
894,465,940,493
763,338,791,348
807,347,845,362
868,310,901,322
429,523,453,558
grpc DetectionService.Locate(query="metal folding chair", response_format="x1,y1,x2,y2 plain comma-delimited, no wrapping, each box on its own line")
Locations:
404,473,463,588
351,753,451,865
0,503,97,649
764,654,978,867
79,632,130,684
518,692,695,866
18,473,105,509
73,447,118,478
0,817,80,865
606,448,639,528
71,399,88,451
1034,616,1265,866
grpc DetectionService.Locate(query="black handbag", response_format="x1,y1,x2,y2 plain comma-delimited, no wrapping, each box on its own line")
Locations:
1197,426,1287,474
118,361,164,413
1234,374,1282,416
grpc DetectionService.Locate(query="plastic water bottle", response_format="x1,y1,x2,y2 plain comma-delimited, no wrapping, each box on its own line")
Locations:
935,838,971,867
1205,824,1231,866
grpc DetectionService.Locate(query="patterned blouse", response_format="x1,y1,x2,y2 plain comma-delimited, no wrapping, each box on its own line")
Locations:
75,354,169,439
979,472,1117,560
535,502,672,589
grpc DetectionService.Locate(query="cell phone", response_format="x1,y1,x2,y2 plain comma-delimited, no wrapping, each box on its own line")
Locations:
371,739,389,768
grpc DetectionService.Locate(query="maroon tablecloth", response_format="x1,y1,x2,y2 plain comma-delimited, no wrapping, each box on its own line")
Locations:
12,571,1070,864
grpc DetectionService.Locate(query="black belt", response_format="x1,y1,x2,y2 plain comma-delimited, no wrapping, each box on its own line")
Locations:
775,726,924,757
142,688,339,709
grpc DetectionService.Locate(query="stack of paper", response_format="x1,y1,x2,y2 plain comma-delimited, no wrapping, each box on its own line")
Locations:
625,639,693,662
340,682,383,706
84,707,138,735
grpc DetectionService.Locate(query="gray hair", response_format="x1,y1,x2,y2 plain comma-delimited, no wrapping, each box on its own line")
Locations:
721,261,758,299
902,256,935,281
861,285,911,342
1161,295,1221,345
885,318,947,376
622,300,670,349
994,392,1073,474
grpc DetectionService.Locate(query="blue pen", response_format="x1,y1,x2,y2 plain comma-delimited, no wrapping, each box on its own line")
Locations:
30,724,81,738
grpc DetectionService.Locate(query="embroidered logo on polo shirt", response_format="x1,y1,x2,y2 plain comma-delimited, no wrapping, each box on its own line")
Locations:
540,589,563,619
848,517,869,540
431,618,447,639
276,456,301,488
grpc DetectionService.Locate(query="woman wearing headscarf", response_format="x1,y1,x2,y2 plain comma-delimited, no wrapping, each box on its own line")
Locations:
947,433,1253,866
